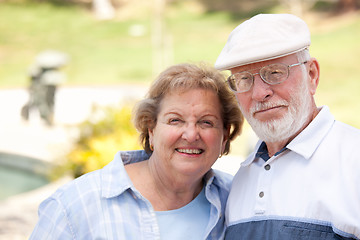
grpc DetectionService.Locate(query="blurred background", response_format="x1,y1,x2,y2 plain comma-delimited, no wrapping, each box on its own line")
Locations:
0,0,359,238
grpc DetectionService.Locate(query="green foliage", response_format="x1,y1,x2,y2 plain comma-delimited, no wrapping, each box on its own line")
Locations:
310,15,360,128
57,105,142,178
311,0,339,12
0,1,244,88
0,1,153,87
0,1,359,129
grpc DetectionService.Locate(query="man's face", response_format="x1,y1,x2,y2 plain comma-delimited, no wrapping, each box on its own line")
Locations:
230,54,314,143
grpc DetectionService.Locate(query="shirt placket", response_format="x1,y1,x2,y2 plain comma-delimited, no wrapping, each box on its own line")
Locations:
132,191,161,240
254,157,274,215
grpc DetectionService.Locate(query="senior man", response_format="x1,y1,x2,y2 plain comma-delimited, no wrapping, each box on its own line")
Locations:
215,13,360,239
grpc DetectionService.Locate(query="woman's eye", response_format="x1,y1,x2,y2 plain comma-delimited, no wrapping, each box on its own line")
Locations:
169,118,182,124
200,120,214,127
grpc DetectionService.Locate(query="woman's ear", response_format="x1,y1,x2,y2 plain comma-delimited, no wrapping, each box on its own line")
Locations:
148,128,154,146
221,126,231,154
307,58,320,95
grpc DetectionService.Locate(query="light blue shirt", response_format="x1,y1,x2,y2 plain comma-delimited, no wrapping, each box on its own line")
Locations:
30,150,232,240
225,106,360,239
156,187,210,239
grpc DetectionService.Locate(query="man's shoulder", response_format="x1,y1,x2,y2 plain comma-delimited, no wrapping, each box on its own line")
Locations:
334,120,360,136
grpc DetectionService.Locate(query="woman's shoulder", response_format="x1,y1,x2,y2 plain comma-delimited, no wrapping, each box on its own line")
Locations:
207,169,233,191
50,168,103,204
48,150,147,205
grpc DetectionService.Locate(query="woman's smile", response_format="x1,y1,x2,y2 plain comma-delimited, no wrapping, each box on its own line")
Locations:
175,148,204,155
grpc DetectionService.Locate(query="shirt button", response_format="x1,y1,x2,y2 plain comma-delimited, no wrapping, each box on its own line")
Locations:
259,191,264,198
264,164,271,170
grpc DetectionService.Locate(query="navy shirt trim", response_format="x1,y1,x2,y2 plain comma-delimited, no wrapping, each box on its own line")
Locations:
255,141,287,162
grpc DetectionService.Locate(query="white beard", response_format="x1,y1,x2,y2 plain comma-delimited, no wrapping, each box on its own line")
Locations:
241,80,313,143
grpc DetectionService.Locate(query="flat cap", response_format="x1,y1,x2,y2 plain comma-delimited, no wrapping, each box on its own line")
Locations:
215,13,311,70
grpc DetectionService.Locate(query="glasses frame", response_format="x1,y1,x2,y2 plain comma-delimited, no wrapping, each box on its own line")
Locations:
227,61,308,93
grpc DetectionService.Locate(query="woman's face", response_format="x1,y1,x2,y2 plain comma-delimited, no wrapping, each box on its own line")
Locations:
149,88,228,179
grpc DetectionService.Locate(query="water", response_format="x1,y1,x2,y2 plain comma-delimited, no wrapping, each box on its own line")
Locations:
0,152,50,200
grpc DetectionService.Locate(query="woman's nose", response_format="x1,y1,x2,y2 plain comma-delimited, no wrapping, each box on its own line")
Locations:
182,124,200,142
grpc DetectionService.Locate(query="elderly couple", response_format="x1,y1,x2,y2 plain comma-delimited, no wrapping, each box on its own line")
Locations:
30,14,360,240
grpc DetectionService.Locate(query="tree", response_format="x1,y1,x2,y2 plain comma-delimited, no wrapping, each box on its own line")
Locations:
151,0,173,77
338,0,360,12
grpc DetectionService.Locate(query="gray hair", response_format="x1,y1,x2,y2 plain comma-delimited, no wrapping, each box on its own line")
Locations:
296,49,311,78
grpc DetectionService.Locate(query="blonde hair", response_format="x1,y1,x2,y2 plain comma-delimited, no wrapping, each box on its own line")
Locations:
133,63,243,154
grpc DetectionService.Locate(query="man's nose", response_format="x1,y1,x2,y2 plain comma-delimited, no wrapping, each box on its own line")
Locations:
251,75,273,102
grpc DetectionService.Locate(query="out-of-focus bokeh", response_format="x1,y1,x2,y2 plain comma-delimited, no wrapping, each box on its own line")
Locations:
0,0,359,238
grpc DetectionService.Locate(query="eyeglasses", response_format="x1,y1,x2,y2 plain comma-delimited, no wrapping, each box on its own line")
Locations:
227,61,307,93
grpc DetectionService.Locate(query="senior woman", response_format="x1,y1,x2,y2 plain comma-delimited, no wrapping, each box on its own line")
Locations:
30,63,243,240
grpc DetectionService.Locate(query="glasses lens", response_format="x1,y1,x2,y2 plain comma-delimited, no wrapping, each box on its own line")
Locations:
227,75,238,91
260,64,288,84
228,72,253,92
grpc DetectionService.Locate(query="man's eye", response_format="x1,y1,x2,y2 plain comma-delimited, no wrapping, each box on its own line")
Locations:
239,74,251,81
270,70,282,75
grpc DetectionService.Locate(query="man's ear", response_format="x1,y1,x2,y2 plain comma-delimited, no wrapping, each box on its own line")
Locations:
307,57,320,95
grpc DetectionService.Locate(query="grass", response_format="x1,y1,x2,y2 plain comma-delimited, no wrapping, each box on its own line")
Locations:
0,2,154,86
309,13,360,128
0,2,235,87
0,1,359,129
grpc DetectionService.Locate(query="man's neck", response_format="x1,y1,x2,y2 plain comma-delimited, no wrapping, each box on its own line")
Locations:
266,140,289,157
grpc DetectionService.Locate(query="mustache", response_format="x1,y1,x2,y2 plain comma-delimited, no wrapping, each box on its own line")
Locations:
250,100,289,114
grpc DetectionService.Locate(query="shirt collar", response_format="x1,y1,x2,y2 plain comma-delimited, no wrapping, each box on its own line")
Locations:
203,168,232,190
255,141,288,162
287,105,334,159
100,150,231,199
241,106,335,166
101,150,151,198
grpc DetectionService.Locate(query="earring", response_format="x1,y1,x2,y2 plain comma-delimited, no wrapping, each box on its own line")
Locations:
150,144,154,151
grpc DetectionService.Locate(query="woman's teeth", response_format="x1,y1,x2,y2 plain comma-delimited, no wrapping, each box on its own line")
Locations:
176,149,203,154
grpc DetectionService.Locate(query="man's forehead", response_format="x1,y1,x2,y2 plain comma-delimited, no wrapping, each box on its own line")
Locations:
229,54,297,73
